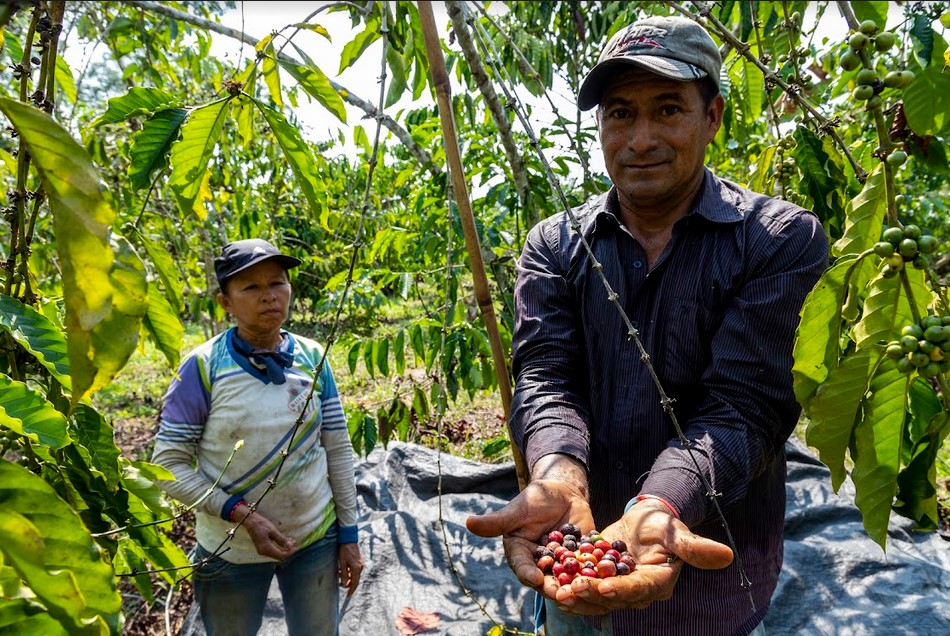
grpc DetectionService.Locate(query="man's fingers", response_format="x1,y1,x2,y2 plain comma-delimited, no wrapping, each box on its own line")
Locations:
504,536,544,587
465,502,523,538
677,534,734,570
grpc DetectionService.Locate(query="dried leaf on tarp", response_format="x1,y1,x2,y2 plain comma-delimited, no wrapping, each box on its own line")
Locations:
395,606,441,635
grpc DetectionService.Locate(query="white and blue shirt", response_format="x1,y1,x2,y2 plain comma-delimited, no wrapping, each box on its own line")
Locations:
152,328,359,563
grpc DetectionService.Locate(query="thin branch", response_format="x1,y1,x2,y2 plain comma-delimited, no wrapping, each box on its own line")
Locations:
125,0,440,177
444,1,533,226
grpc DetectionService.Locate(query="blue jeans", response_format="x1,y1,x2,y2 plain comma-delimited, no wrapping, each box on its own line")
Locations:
192,532,340,636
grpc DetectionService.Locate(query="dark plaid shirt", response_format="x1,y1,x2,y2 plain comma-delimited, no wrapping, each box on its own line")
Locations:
511,169,829,635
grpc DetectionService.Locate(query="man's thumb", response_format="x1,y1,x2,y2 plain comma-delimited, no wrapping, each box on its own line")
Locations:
678,533,734,570
466,506,516,538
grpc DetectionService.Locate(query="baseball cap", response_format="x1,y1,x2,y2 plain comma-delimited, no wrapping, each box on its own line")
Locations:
214,238,301,287
577,15,722,111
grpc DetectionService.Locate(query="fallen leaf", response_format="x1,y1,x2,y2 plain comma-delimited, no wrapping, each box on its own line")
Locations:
395,606,441,635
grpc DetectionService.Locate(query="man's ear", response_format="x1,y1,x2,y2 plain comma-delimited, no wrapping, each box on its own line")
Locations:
216,291,230,313
706,94,725,139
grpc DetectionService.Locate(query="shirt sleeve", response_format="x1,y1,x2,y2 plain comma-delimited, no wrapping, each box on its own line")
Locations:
151,353,230,518
641,208,829,527
510,219,592,472
318,361,360,538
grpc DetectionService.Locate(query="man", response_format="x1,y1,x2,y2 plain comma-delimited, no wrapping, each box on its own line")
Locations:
467,14,828,635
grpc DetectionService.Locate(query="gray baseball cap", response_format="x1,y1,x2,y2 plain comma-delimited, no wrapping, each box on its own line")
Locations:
214,238,301,287
577,15,722,111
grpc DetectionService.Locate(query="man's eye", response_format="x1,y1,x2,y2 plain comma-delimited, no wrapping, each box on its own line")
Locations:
660,105,681,116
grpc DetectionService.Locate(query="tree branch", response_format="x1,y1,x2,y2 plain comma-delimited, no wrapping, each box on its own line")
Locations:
127,0,440,176
444,0,534,225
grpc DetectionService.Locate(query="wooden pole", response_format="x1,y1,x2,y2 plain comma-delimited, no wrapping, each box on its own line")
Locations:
417,1,527,489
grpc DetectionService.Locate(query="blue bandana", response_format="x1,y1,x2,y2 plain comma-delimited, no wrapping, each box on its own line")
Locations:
230,331,294,385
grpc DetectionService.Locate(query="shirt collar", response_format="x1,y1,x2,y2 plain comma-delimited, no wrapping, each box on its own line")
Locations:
588,168,745,235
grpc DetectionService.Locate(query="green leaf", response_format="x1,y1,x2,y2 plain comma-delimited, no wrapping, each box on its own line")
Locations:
410,324,425,362
832,164,885,257
261,40,283,110
88,87,181,127
849,1,889,30
132,231,183,313
0,596,70,634
792,126,847,226
910,14,935,67
347,341,361,375
362,338,375,378
168,98,231,218
0,376,69,449
0,295,71,390
804,348,875,490
278,59,347,123
128,107,188,191
122,461,176,518
339,19,380,74
394,330,406,375
907,378,943,445
0,459,122,632
852,266,932,349
54,56,77,105
71,404,122,490
375,338,389,377
142,283,184,370
79,236,149,401
293,22,331,40
0,99,145,405
903,64,950,136
748,145,777,195
851,360,910,550
252,98,329,220
894,413,950,530
741,59,763,123
234,73,258,147
385,45,408,109
792,254,859,406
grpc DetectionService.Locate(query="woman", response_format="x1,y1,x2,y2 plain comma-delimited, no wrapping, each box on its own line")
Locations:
152,238,363,635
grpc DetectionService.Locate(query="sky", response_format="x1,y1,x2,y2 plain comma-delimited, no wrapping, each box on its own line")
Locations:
210,2,552,152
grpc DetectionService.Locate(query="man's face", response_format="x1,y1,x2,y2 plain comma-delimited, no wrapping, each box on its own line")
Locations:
597,68,723,214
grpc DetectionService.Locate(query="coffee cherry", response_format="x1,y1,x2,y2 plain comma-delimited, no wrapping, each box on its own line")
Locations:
853,85,875,100
873,32,896,51
873,241,895,257
885,342,905,359
859,20,879,35
896,357,914,374
884,70,915,89
856,69,878,85
924,325,948,343
900,335,920,353
840,50,861,71
882,226,904,243
899,238,918,259
912,254,929,270
917,235,937,254
849,32,870,50
886,150,908,167
903,224,921,240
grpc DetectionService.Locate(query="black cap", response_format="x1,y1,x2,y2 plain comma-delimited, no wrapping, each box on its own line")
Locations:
214,238,301,287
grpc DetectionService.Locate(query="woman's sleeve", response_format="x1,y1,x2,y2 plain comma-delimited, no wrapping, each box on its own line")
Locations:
319,362,360,542
150,354,229,518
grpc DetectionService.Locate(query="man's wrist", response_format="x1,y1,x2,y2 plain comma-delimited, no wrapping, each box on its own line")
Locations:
624,494,680,519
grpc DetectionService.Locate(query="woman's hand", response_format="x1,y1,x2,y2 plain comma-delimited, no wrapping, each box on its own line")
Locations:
233,504,298,561
338,543,364,596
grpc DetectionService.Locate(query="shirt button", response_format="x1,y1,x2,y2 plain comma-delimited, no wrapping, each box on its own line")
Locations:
631,320,639,329
614,461,624,470
633,260,643,269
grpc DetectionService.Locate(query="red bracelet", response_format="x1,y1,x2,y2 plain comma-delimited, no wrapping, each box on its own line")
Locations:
635,494,680,519
229,500,247,522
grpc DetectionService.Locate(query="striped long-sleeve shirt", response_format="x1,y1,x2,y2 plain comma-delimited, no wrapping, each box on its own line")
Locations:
511,169,828,634
151,328,359,563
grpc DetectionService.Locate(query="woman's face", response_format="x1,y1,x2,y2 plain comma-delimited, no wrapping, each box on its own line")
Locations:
216,259,291,343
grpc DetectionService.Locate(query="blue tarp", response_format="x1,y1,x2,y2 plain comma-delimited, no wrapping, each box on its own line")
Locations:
182,438,950,635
